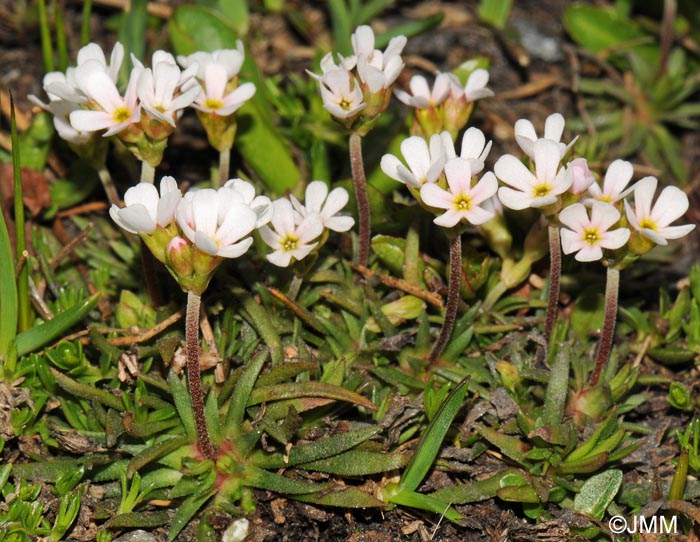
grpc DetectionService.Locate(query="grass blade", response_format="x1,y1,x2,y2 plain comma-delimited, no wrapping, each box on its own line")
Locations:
10,96,30,333
399,377,469,493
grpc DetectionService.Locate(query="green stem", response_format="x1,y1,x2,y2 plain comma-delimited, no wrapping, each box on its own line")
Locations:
140,161,155,184
80,0,93,45
97,165,120,207
590,266,620,387
11,98,30,333
37,0,54,72
217,148,230,189
428,234,462,365
349,132,370,267
287,275,303,301
544,225,561,347
186,291,216,460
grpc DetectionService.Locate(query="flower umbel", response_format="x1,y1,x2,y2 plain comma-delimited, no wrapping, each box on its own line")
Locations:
559,202,630,262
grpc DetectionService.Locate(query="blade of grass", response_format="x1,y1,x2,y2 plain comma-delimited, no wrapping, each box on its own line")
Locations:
37,0,54,72
399,377,470,493
53,0,69,71
10,96,30,333
118,0,148,83
80,0,93,45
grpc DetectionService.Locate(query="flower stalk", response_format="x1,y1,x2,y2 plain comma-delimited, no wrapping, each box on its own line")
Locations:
428,234,462,365
218,147,231,188
544,224,562,347
140,161,155,184
186,290,216,460
349,132,370,266
589,265,620,387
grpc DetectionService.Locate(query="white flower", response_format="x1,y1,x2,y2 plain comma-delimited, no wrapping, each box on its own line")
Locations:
514,112,575,159
290,181,354,232
585,159,634,205
133,51,200,127
110,176,181,234
259,199,324,267
395,73,451,108
380,133,447,188
559,202,630,262
495,139,572,210
29,73,92,145
442,127,492,173
68,60,141,136
420,157,498,228
222,178,273,228
178,44,255,116
318,68,366,120
77,42,124,83
624,176,695,245
447,69,494,103
567,157,595,195
175,186,258,258
351,25,407,90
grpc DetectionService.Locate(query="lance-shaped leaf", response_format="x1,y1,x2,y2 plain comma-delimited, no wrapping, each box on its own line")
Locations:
247,382,376,411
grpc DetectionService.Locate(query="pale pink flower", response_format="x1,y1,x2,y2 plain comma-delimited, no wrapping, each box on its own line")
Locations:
624,176,695,245
260,199,324,267
559,202,630,262
447,69,494,102
290,181,354,232
495,139,571,210
395,73,451,108
420,157,498,228
110,176,181,234
222,179,273,228
567,158,596,195
514,113,575,159
318,68,366,120
380,133,447,188
175,187,258,258
68,60,141,136
351,25,407,91
585,159,634,205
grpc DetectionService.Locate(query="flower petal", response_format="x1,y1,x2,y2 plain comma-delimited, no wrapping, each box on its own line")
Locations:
494,155,535,190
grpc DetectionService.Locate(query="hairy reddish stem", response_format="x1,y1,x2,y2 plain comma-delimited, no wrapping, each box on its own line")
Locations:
186,291,216,460
428,234,462,365
544,225,562,348
589,266,620,387
349,132,370,267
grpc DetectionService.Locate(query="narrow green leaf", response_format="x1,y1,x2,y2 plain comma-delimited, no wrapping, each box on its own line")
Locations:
388,489,462,522
400,378,469,492
168,488,216,542
297,487,386,508
223,347,268,438
574,469,623,520
50,367,125,411
240,293,283,364
374,15,444,49
10,97,29,333
128,436,191,477
0,132,18,366
245,465,332,494
15,293,101,356
107,511,170,528
478,0,513,29
118,0,148,82
328,0,353,55
248,381,376,411
37,0,54,71
542,344,571,426
253,426,379,468
432,468,523,504
298,450,411,476
168,371,197,441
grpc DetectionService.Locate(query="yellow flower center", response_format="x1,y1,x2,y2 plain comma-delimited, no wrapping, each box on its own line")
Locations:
582,227,601,246
204,98,224,110
597,195,612,203
453,194,472,211
639,217,657,230
533,184,551,198
338,97,353,111
282,235,299,252
112,106,132,123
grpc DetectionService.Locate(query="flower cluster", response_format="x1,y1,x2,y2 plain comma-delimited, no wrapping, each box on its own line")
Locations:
396,68,493,139
110,177,354,289
383,110,694,266
310,25,407,133
30,41,256,166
